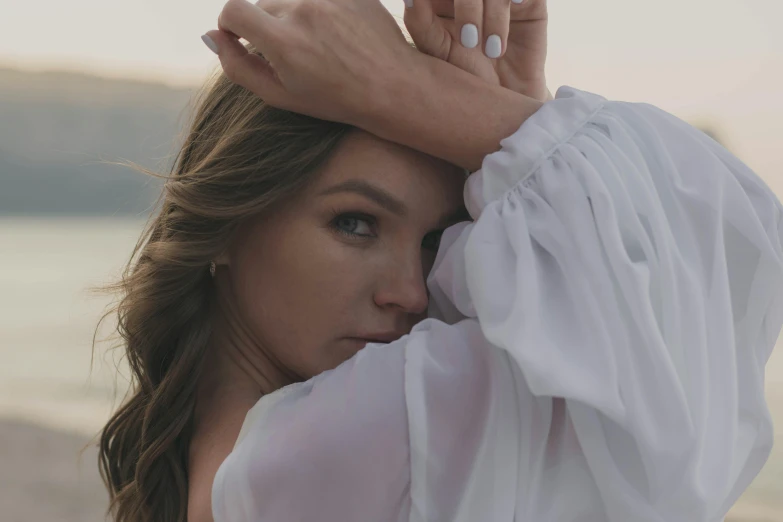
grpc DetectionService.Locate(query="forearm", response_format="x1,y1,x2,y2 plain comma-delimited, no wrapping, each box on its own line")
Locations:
357,55,544,172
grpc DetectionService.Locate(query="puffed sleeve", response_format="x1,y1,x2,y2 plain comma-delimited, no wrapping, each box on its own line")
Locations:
212,87,783,522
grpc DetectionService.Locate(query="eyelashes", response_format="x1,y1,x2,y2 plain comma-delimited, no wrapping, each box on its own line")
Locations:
329,211,443,251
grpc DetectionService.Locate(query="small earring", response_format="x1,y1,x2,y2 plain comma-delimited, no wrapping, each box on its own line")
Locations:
209,261,216,277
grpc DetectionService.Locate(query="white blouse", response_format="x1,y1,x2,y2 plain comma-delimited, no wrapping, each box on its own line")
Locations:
211,87,783,522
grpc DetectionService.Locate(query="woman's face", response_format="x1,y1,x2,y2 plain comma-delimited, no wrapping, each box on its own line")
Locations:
220,130,469,380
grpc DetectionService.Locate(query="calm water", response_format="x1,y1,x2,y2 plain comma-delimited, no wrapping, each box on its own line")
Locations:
0,218,781,517
0,218,145,436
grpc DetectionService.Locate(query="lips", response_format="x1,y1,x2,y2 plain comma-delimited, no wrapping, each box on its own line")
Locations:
350,333,405,344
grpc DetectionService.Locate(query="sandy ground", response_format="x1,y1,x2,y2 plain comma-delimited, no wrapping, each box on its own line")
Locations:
0,418,778,522
0,419,108,522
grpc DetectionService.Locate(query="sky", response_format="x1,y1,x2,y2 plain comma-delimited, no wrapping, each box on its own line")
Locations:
0,0,781,193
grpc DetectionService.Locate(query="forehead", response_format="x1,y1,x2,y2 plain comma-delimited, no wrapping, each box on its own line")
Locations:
308,130,465,208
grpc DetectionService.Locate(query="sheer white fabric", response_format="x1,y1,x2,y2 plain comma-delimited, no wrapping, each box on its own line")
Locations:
212,87,783,522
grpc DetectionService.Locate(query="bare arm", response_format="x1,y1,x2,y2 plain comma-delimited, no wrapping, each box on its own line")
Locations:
358,54,543,172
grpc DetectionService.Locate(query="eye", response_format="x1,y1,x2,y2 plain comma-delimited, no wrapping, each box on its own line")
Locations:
331,213,376,239
422,230,444,252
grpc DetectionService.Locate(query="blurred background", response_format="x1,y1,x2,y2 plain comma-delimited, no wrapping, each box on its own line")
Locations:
0,0,781,520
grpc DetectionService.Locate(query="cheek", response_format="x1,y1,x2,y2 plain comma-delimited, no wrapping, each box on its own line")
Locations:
231,224,373,377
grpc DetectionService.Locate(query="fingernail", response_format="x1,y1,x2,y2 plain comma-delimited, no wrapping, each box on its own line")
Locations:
485,35,502,58
461,24,479,49
511,0,524,4
201,34,219,55
404,0,413,8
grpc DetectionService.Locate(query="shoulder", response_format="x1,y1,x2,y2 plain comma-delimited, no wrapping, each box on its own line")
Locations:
211,341,411,521
231,338,411,469
210,319,498,521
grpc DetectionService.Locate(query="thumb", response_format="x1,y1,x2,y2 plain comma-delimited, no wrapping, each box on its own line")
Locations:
203,30,286,106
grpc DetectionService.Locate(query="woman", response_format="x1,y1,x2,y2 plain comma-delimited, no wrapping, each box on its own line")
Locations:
98,0,783,521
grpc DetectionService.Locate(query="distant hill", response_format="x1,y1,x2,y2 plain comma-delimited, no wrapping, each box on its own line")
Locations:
0,67,749,217
0,68,198,216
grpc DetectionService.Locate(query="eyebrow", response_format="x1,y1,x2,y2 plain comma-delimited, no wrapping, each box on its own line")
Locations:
318,179,470,228
319,179,407,217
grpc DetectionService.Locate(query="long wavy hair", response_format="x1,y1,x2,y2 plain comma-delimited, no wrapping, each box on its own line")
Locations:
95,50,352,522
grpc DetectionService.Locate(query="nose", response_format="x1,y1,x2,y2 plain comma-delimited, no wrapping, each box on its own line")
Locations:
373,252,430,316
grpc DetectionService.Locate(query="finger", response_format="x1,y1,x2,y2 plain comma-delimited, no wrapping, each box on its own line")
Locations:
429,0,455,17
217,0,282,63
509,0,548,21
482,0,511,58
204,30,286,106
403,0,450,60
454,0,482,51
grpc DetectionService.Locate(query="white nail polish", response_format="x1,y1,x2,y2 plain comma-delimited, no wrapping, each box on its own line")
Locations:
511,0,524,4
201,34,219,55
404,0,413,8
461,24,479,49
485,35,502,59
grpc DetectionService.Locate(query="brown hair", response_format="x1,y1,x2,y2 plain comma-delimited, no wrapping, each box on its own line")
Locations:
96,51,352,522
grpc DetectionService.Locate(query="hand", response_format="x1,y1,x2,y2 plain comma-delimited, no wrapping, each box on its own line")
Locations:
404,0,551,101
205,0,424,126
205,0,543,172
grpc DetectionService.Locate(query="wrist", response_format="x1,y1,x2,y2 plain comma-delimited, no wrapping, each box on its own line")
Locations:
351,49,430,132
356,55,543,172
